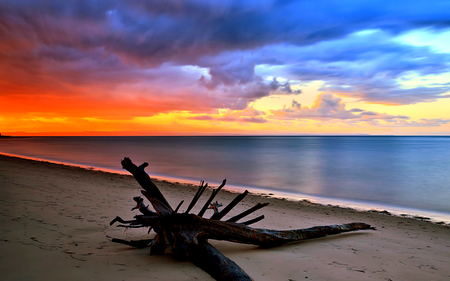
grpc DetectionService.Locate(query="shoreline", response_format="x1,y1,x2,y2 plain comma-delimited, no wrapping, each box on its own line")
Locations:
1,153,450,280
2,152,450,224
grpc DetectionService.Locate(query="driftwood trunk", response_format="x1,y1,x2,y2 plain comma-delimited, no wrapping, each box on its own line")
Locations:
110,158,374,281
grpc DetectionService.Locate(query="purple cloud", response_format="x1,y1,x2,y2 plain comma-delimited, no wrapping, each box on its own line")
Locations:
271,94,418,123
1,0,450,116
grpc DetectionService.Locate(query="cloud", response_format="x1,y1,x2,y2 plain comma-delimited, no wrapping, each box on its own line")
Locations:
188,106,268,123
270,93,449,127
372,118,450,127
189,115,214,121
189,115,267,123
185,93,448,128
191,29,450,105
250,31,450,104
1,0,450,120
241,117,267,123
4,0,450,66
271,94,364,120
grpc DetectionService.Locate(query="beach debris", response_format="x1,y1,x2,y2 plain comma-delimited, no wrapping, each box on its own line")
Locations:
414,216,431,221
110,157,374,281
369,210,391,215
208,201,223,214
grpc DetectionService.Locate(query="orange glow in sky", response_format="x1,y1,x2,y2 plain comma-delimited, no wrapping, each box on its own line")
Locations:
1,2,450,136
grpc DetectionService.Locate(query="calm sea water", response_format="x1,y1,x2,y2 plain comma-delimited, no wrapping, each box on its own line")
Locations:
1,136,450,219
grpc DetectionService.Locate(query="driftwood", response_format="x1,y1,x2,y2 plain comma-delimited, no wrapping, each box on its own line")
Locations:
110,157,374,280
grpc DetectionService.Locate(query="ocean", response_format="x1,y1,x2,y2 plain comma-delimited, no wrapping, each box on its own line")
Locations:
1,136,450,221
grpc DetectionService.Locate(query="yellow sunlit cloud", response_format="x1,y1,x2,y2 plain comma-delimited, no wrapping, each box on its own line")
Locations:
253,80,324,111
24,117,69,123
345,98,450,121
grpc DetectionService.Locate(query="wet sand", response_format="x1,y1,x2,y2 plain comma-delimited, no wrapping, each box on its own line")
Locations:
1,154,449,280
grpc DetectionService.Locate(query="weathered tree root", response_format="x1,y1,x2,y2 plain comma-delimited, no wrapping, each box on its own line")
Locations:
110,157,374,281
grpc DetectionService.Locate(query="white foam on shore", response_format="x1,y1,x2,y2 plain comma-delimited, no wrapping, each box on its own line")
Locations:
2,152,450,224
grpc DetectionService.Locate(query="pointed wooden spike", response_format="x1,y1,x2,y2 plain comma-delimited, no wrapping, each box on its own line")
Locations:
198,179,226,217
226,202,270,223
210,190,249,221
175,200,184,213
185,181,208,214
241,215,265,226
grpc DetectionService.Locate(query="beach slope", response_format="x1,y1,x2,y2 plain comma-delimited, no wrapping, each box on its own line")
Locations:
1,154,449,280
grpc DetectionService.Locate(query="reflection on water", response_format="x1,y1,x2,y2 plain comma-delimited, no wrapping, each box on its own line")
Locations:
1,136,450,215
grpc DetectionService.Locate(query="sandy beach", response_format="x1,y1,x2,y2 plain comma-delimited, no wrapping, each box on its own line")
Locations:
1,154,449,280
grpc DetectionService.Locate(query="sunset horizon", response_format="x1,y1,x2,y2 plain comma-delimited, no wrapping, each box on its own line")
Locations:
2,1,450,136
2,132,450,137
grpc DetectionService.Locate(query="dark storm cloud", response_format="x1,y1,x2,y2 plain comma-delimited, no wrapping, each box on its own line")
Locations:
4,0,450,63
1,0,450,112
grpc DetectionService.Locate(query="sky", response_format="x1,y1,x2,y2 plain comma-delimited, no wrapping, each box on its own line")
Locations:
1,0,450,136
